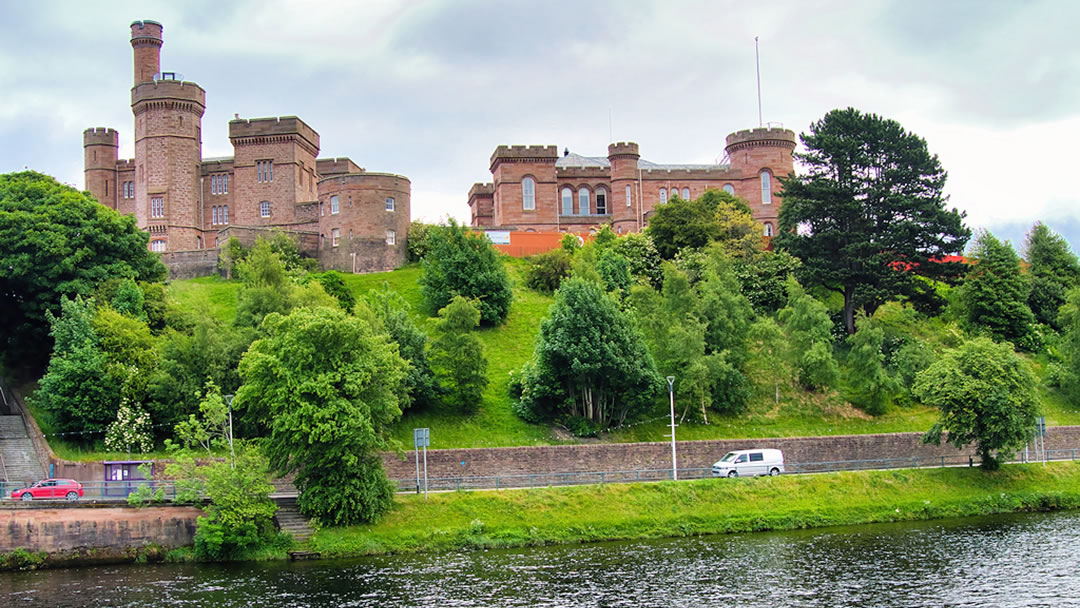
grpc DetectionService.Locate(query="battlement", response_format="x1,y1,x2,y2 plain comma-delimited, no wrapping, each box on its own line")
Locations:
469,182,495,198
556,165,610,179
607,142,640,158
725,127,797,152
200,157,234,173
116,159,135,170
83,127,119,146
490,145,559,170
640,165,734,178
132,79,206,108
229,116,319,151
317,157,364,177
130,20,163,43
318,171,410,187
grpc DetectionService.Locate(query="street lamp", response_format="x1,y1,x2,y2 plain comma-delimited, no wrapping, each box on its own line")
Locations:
223,394,235,467
667,376,677,481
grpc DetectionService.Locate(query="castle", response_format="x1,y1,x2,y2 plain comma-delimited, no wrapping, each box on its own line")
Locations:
83,21,410,277
468,129,796,236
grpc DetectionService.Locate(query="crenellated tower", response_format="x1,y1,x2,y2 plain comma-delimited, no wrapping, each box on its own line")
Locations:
607,142,640,233
130,20,206,251
83,128,119,209
724,127,796,233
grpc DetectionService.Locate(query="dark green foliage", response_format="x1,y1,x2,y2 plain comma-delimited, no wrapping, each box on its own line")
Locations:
699,258,754,364
315,271,356,313
775,108,970,334
517,278,662,427
420,220,513,326
1055,289,1080,403
365,284,441,410
613,232,664,289
234,286,290,328
957,231,1038,349
732,250,802,315
595,248,632,296
524,249,573,294
407,220,436,262
0,171,166,367
778,278,839,390
915,337,1038,470
139,281,168,333
1024,222,1080,329
846,315,895,415
429,296,488,413
646,193,720,259
592,225,617,248
236,306,407,525
893,339,936,399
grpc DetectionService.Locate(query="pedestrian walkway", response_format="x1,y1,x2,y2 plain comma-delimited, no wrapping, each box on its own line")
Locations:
0,415,46,487
273,496,314,543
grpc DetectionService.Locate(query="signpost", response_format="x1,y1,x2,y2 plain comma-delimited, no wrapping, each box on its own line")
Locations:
666,376,677,481
414,428,430,499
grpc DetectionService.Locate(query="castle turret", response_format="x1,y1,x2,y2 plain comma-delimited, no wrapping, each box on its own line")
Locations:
488,145,558,228
724,127,797,231
83,128,119,209
130,20,163,85
607,142,640,233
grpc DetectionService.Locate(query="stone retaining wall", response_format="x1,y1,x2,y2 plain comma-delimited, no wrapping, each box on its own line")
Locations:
0,504,201,553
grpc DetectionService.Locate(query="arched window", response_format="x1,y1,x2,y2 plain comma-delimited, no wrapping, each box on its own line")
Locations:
659,188,667,203
723,184,735,195
682,187,690,200
760,171,772,204
561,187,573,215
578,187,590,215
764,222,774,237
595,187,607,215
522,177,535,210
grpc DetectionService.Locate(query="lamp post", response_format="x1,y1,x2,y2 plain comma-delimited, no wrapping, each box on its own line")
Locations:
667,376,677,481
224,394,235,468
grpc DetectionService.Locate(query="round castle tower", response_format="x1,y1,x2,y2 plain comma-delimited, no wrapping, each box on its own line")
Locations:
83,127,119,209
130,20,205,251
724,127,797,230
607,141,640,233
318,173,411,273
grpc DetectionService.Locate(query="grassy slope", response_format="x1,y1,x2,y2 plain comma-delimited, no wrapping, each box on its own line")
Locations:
157,262,1079,450
308,462,1080,557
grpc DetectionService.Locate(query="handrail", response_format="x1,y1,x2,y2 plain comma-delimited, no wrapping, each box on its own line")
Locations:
0,451,7,483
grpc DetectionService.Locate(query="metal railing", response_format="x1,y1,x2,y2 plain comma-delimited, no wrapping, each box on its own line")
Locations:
392,449,1080,493
2,480,178,502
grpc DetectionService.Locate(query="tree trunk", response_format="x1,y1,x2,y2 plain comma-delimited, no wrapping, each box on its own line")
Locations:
843,285,856,335
701,396,709,425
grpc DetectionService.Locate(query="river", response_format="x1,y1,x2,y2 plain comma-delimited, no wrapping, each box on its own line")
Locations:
2,510,1078,607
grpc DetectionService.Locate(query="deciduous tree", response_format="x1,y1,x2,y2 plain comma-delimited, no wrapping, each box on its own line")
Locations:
420,219,512,326
429,296,488,413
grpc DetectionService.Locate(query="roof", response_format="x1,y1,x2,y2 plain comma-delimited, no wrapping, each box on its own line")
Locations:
553,152,729,171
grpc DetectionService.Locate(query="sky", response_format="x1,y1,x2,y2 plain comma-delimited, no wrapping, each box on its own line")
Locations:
2,0,1079,255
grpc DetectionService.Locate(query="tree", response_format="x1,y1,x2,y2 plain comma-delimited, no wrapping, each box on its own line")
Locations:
701,189,762,260
173,381,232,455
732,249,802,316
646,194,720,259
365,284,441,409
1024,222,1080,329
0,171,166,367
775,108,970,334
613,232,664,289
429,296,488,413
1053,288,1080,403
235,306,408,525
517,278,662,428
314,271,355,313
104,398,154,454
524,249,573,294
957,231,1037,349
914,337,1038,470
778,278,839,390
845,314,896,415
748,317,786,405
420,219,512,326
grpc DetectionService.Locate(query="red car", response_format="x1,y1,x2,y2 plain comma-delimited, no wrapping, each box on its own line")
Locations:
10,478,84,502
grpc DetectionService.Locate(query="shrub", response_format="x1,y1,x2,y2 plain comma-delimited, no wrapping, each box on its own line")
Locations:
524,249,573,294
420,220,512,326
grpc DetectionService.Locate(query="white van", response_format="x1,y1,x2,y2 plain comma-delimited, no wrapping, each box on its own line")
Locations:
711,449,784,478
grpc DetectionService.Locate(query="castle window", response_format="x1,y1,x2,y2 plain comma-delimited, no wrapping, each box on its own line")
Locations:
222,174,228,194
764,222,774,237
626,184,632,208
522,177,535,210
385,197,395,212
723,184,735,195
150,197,164,219
212,206,218,225
595,188,607,215
682,187,690,200
150,240,166,252
578,187,590,215
260,201,271,218
561,187,573,215
223,205,229,224
332,228,340,247
331,195,339,215
105,181,109,197
257,160,273,183
659,188,667,203
123,181,134,199
386,229,396,245
760,171,772,204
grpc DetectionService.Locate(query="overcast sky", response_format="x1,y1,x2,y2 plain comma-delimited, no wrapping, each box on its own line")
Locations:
2,0,1078,254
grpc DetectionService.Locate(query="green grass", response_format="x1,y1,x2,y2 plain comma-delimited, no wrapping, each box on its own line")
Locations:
166,275,241,323
308,462,1080,557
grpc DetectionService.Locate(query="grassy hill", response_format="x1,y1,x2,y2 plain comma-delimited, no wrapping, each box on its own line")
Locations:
164,260,1080,450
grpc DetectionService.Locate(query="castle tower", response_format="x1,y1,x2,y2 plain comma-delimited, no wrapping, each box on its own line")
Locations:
83,128,119,209
130,20,206,251
724,127,796,233
489,145,558,228
607,142,640,233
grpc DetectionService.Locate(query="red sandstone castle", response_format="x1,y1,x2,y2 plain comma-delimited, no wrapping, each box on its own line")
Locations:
468,129,796,236
83,21,410,277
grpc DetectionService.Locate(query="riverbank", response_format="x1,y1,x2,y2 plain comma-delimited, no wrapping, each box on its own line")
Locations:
308,462,1080,557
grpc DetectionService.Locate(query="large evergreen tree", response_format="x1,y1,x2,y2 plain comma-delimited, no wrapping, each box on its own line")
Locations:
957,231,1037,349
1024,222,1080,329
775,108,969,334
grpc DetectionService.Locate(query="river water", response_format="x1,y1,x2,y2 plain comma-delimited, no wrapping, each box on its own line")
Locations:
3,510,1079,607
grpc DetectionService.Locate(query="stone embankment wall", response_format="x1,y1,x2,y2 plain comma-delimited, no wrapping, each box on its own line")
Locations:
382,427,1080,480
0,504,201,553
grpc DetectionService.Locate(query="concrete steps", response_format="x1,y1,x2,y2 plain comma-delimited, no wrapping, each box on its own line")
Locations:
0,416,46,486
273,496,315,543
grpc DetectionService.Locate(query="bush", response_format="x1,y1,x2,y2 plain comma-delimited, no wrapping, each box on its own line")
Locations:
563,415,602,438
408,221,436,262
524,249,573,294
420,220,513,326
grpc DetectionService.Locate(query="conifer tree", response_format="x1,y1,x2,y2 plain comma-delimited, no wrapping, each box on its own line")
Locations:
958,231,1037,349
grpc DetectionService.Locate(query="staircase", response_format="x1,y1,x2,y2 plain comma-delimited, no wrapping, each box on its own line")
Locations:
273,496,315,543
0,415,46,487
